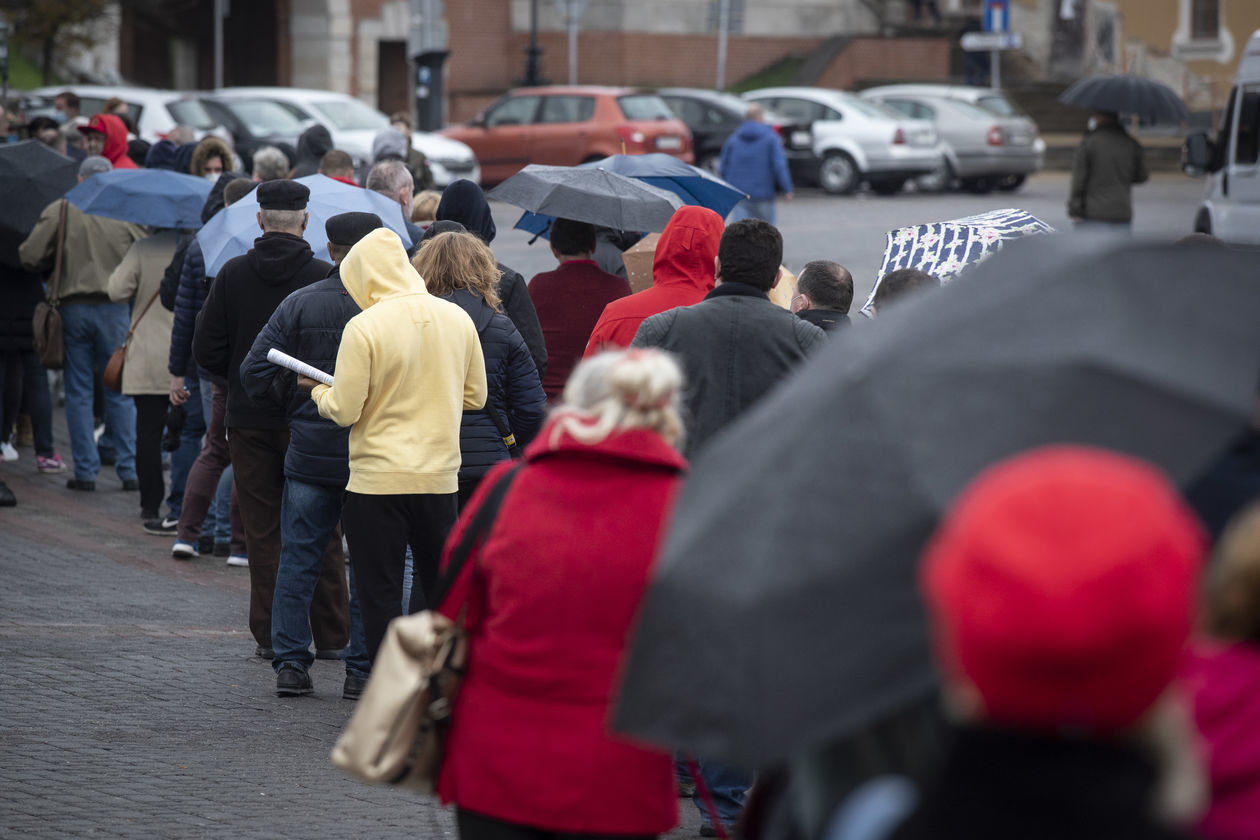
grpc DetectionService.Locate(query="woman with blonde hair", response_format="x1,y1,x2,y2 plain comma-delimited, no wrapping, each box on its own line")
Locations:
413,230,546,507
436,347,685,840
411,189,442,225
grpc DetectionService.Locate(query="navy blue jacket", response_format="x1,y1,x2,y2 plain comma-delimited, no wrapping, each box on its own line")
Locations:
168,238,209,379
239,267,359,487
443,288,547,480
719,120,793,201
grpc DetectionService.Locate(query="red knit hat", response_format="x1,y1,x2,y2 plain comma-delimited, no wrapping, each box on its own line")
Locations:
922,445,1205,733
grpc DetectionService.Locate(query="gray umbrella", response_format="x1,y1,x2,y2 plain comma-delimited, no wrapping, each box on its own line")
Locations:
1058,74,1190,124
614,236,1260,770
487,164,684,232
0,140,78,269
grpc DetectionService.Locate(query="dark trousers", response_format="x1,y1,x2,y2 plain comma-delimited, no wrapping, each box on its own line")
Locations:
178,382,244,552
0,349,54,456
457,809,655,840
341,490,457,663
228,426,349,650
133,394,169,516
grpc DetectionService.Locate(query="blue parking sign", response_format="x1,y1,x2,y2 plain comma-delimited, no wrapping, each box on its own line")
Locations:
984,0,1009,32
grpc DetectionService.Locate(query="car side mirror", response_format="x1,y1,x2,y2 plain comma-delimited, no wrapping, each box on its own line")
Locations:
1182,131,1215,177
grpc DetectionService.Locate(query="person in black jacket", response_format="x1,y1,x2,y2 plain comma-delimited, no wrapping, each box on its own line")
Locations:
193,179,349,660
0,261,63,473
240,211,379,699
411,228,547,508
791,260,852,333
290,125,333,179
435,179,548,380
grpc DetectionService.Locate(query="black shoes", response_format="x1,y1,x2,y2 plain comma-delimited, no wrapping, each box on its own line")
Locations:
255,645,274,660
276,665,313,697
0,480,15,507
121,479,139,491
315,648,343,661
343,672,368,701
66,478,95,491
143,517,179,535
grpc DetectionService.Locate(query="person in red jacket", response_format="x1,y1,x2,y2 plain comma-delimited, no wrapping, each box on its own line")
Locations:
583,205,724,357
79,113,137,170
437,348,686,840
528,218,632,400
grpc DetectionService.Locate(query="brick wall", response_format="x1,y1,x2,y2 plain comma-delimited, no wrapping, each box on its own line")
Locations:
814,38,951,89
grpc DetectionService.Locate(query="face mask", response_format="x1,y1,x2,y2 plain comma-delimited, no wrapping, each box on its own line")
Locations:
205,173,220,183
53,110,68,125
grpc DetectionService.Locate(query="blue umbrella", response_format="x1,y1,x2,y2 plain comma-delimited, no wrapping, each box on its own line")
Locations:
65,169,212,229
197,174,413,276
513,153,746,239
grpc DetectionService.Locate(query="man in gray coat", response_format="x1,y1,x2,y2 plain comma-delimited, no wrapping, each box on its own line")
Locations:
1068,111,1149,228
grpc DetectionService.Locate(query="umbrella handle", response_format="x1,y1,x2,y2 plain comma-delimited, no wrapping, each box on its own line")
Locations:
685,755,730,840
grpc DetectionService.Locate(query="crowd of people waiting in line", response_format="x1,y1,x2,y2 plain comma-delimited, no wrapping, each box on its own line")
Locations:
3,97,1259,840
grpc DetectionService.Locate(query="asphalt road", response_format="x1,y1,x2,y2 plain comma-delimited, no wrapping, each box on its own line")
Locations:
489,172,1207,305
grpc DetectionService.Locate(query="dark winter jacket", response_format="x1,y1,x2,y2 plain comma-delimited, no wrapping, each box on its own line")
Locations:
293,125,334,178
168,239,209,379
1068,121,1149,223
240,267,359,487
443,288,547,480
719,120,792,201
0,262,45,352
632,282,824,457
160,172,244,312
194,232,333,429
145,139,182,171
436,179,548,378
797,307,850,333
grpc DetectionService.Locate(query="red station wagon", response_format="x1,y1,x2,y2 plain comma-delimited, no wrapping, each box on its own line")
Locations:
441,86,694,185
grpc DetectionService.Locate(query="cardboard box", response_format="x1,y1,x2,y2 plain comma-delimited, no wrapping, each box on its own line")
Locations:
621,233,660,293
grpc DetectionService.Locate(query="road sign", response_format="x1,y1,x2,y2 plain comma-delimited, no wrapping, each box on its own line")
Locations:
984,0,1009,32
961,31,1023,52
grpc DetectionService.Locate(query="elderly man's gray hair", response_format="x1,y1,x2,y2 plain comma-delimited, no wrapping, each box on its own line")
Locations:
168,125,196,145
259,208,307,233
366,159,411,197
79,156,113,178
251,146,290,181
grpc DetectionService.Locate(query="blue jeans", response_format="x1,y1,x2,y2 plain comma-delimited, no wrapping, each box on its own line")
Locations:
728,197,777,226
211,466,233,544
61,302,136,482
690,757,752,829
165,376,205,520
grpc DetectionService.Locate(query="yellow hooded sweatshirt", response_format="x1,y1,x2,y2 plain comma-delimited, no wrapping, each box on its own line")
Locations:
311,229,487,494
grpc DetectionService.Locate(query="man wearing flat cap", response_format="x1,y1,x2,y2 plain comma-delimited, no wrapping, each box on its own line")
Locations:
194,180,350,664
239,211,385,698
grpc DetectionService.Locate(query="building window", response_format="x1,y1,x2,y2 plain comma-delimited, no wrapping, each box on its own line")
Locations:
1191,0,1219,41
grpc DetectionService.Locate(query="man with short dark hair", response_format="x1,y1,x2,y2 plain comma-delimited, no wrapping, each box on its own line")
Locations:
53,91,81,123
632,218,824,834
528,218,631,399
792,259,853,332
319,150,357,186
872,268,939,314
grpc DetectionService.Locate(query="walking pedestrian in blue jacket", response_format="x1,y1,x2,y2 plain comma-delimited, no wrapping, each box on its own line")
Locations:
719,104,793,224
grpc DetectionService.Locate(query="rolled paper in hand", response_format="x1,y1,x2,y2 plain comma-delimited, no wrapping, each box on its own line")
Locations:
267,347,334,386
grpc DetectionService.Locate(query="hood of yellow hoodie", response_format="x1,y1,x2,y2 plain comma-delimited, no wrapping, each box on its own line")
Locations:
339,228,424,309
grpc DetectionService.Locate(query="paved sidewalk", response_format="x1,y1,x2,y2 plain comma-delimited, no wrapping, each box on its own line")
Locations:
0,419,702,839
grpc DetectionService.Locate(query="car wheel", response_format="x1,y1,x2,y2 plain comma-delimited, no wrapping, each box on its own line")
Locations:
914,160,954,193
819,152,859,195
961,176,995,194
698,153,721,175
995,174,1026,192
870,178,906,196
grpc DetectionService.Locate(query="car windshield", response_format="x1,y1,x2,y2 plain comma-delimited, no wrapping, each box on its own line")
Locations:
166,99,218,130
711,91,752,114
619,94,675,120
840,94,897,120
976,94,1020,116
310,99,390,131
222,99,306,135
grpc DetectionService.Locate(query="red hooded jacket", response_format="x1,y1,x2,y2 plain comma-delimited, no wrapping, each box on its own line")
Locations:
86,114,137,169
583,205,724,356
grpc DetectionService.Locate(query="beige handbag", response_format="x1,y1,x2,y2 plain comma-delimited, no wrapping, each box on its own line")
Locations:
331,463,524,793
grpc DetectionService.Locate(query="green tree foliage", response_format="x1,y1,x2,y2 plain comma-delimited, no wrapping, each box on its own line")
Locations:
0,0,109,83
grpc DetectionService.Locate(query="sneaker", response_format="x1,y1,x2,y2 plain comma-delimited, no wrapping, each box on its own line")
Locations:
1,441,18,461
226,554,248,567
276,664,313,697
120,479,139,491
172,541,199,560
36,454,66,473
144,517,179,536
66,478,95,491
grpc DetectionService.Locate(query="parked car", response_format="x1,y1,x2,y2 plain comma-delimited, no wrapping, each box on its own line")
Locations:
441,86,693,185
742,86,942,195
214,86,480,186
861,84,1044,192
197,96,307,172
28,84,225,143
657,87,811,173
1182,28,1260,244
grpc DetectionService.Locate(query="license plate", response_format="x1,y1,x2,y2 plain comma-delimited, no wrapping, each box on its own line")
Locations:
655,135,681,150
791,131,812,147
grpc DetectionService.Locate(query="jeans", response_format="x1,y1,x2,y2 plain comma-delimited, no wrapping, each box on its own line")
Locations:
344,549,371,678
61,302,136,482
165,376,205,520
728,197,777,225
0,349,54,456
272,478,353,673
211,465,234,545
690,757,752,829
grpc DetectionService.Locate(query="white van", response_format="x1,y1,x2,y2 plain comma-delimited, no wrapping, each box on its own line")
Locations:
1183,29,1260,244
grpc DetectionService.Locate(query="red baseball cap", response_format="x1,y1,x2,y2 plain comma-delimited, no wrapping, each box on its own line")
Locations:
922,445,1205,733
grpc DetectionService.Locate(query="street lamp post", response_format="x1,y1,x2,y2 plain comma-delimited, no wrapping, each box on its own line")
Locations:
523,0,543,86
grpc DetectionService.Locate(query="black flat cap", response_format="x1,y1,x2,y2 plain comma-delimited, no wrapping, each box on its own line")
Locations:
326,212,383,247
256,179,310,211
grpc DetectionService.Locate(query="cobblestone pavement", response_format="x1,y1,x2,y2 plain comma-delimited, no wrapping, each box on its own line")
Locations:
0,418,702,839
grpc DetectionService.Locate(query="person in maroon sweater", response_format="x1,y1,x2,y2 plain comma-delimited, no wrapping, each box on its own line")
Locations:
527,219,632,400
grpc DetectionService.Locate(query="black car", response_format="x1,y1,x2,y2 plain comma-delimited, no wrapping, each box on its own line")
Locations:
658,87,813,175
197,97,307,174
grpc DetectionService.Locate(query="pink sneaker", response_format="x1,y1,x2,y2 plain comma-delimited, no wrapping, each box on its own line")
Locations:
37,454,66,473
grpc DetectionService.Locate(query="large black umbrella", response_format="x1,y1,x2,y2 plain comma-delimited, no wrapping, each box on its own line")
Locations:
487,164,684,232
1058,74,1190,124
614,236,1260,770
0,141,78,268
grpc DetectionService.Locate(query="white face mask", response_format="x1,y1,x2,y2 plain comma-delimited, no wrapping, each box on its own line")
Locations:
205,173,220,183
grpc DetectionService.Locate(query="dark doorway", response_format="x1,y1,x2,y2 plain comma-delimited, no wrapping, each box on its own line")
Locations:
378,41,410,119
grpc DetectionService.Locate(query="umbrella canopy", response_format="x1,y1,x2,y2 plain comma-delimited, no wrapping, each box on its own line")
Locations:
514,153,746,238
613,236,1260,770
0,141,79,269
196,174,413,276
488,164,684,233
1058,74,1190,124
65,168,213,230
861,208,1054,313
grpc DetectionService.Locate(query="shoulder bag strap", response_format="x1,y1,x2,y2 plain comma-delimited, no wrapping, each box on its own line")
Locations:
122,287,163,346
474,317,519,454
48,199,69,307
431,461,525,610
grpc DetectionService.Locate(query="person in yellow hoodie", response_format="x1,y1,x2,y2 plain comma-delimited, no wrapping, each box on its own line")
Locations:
301,227,487,664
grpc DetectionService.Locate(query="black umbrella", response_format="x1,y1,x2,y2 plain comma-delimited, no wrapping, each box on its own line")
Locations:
0,141,79,269
487,164,684,232
1058,74,1190,124
614,236,1260,770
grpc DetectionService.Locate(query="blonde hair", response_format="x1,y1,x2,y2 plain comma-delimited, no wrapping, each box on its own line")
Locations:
411,189,442,223
411,231,502,311
1207,501,1260,643
549,349,685,449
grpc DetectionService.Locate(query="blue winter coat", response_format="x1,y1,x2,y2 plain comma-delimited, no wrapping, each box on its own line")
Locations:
444,288,547,480
719,120,793,201
168,238,209,379
239,268,360,487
